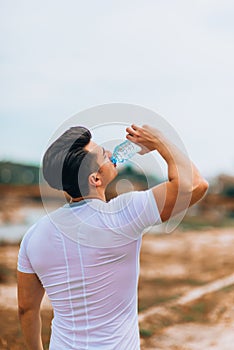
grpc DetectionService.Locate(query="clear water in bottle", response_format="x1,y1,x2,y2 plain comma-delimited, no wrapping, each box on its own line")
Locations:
110,140,141,164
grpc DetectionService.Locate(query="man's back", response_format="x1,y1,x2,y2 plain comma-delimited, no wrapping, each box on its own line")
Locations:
18,190,160,349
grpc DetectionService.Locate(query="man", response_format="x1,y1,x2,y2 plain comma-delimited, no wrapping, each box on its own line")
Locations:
17,124,208,350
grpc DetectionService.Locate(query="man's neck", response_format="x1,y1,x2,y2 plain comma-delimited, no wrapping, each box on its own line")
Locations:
70,191,106,203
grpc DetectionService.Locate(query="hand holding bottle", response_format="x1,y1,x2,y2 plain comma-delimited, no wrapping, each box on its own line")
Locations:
110,124,165,165
126,124,164,155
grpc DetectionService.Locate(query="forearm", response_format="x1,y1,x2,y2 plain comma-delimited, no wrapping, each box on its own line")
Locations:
127,123,202,191
151,133,208,219
152,134,201,191
19,309,44,350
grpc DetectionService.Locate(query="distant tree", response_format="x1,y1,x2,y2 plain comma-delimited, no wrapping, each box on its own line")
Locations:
223,186,234,197
0,162,39,185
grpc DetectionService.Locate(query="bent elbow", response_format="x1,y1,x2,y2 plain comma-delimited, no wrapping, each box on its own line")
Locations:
198,178,209,196
191,178,209,203
180,178,208,195
190,176,209,195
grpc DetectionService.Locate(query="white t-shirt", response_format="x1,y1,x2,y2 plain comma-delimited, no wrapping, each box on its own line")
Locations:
18,190,161,350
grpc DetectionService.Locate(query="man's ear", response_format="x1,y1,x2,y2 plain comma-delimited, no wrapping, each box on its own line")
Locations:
88,172,102,187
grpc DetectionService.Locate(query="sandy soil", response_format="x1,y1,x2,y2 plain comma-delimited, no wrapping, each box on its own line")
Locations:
1,227,234,349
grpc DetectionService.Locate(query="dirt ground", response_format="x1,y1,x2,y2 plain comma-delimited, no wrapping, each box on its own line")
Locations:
1,227,234,349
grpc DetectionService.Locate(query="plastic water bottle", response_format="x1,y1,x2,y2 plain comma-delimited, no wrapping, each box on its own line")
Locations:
110,140,141,164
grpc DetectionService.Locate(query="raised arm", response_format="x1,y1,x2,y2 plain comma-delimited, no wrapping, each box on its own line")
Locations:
17,271,45,350
126,124,208,222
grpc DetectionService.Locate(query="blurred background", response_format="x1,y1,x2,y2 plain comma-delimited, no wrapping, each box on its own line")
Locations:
1,1,234,349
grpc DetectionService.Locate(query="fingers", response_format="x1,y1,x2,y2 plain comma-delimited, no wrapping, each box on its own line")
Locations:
126,125,141,146
126,124,152,155
126,133,135,142
131,124,140,130
126,124,141,137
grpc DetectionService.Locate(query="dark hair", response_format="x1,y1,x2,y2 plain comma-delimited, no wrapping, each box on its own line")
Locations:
42,126,98,198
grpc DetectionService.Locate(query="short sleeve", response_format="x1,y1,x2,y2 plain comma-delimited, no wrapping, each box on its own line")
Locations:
17,227,35,273
103,189,161,240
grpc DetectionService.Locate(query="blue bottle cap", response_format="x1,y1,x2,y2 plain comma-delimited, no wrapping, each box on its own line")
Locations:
110,156,117,164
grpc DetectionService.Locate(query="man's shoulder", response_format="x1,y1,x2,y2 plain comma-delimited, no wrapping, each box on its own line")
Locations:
103,190,152,213
109,190,151,204
21,210,58,244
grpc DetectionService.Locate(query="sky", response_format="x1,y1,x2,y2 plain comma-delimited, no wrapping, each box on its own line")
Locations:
1,0,234,179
